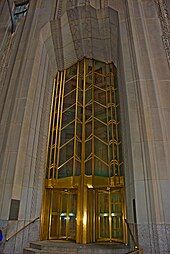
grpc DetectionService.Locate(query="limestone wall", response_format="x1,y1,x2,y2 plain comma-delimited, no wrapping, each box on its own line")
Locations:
0,0,169,253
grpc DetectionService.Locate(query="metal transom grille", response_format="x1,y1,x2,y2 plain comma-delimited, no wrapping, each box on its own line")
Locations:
46,58,122,179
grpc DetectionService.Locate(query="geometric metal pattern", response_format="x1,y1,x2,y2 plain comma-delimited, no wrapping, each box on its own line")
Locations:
42,58,126,244
46,58,123,180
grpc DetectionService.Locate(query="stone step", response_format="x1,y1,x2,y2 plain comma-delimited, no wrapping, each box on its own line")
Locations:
23,247,75,254
23,240,131,254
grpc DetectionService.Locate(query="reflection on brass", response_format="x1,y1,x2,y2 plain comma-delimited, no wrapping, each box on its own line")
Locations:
41,58,127,244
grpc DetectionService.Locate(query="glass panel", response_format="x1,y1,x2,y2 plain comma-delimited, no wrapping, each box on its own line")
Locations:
85,159,92,175
65,64,77,80
85,121,92,140
58,158,73,178
86,74,92,89
85,104,92,121
50,215,59,238
94,89,106,106
77,106,83,123
75,160,81,176
64,83,76,98
94,158,109,177
46,58,123,179
94,102,107,123
60,123,74,146
94,119,107,142
98,192,109,238
68,193,77,239
85,139,92,159
76,140,82,160
60,194,67,237
76,121,82,139
94,138,108,164
62,109,75,129
85,88,92,104
111,191,123,240
59,140,74,164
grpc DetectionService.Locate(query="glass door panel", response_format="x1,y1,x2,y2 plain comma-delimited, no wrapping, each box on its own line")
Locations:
59,193,67,238
50,190,60,238
111,191,123,240
97,189,124,242
49,190,77,240
98,192,109,239
68,193,77,239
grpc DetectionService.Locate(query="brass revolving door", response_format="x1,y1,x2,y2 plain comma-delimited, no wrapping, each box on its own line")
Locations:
97,189,124,242
41,58,126,244
49,189,77,240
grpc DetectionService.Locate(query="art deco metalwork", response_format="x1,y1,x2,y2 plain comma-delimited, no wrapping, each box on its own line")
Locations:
41,58,126,244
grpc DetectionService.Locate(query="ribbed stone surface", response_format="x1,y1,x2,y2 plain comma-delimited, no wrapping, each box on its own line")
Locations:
23,241,130,254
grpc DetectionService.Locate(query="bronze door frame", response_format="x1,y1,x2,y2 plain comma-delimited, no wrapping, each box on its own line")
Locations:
96,188,125,243
49,189,77,241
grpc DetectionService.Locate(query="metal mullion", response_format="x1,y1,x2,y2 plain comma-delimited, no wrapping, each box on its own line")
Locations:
94,100,107,108
58,156,74,170
46,77,57,179
98,192,100,239
49,190,53,238
111,70,120,175
94,155,109,167
94,135,108,146
48,74,60,178
94,117,107,126
75,156,81,163
51,71,63,178
85,134,92,142
84,155,92,163
94,71,106,77
78,87,83,92
52,73,61,178
108,119,118,125
65,74,77,83
85,70,92,77
77,58,86,243
61,119,75,131
64,87,76,98
85,100,92,107
56,70,66,179
73,62,79,176
109,67,116,176
60,137,74,149
109,190,112,240
77,117,83,124
77,101,83,107
63,103,76,114
81,58,86,177
105,65,111,178
59,193,62,238
85,116,92,124
76,135,82,142
66,193,70,240
94,84,106,93
85,84,92,91
92,60,95,177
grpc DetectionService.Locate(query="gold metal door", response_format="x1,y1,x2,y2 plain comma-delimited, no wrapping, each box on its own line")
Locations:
41,58,126,243
49,190,77,240
97,189,124,242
